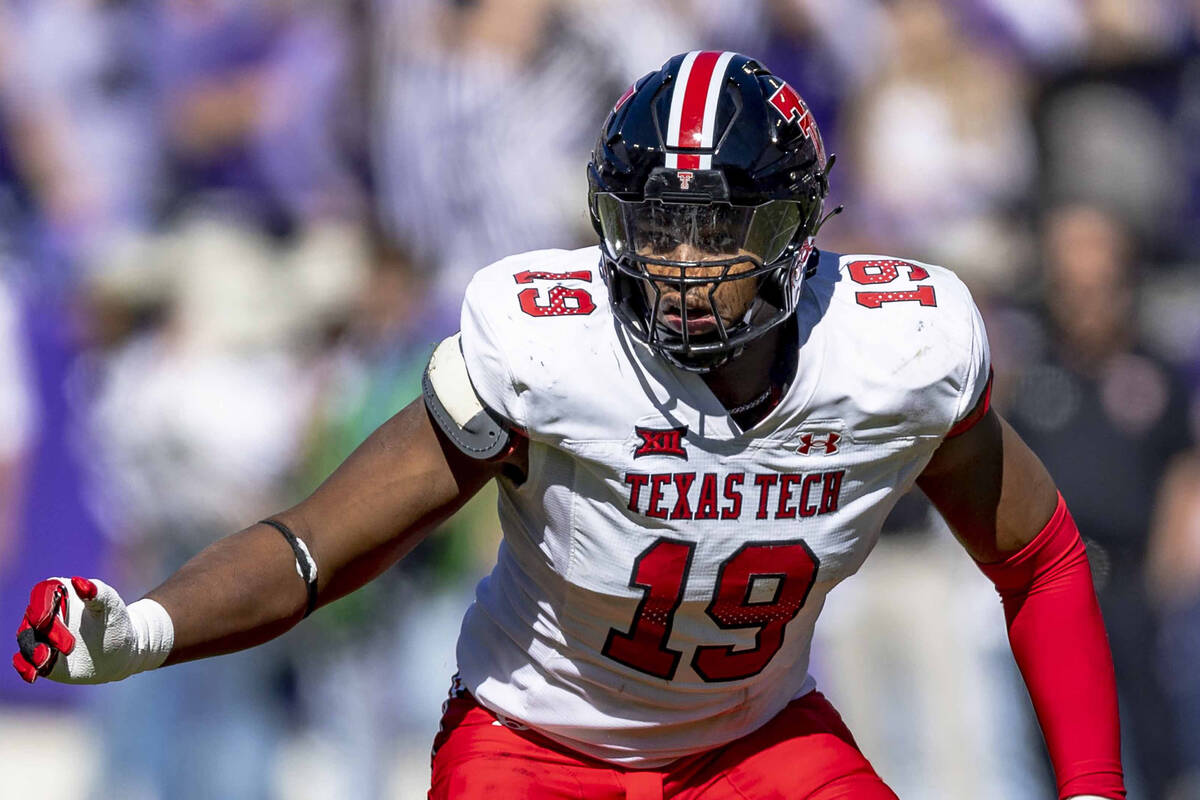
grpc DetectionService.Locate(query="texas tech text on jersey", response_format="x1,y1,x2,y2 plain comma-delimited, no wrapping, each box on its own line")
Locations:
622,469,845,521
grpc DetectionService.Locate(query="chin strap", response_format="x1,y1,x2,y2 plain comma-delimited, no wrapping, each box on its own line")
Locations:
803,246,821,280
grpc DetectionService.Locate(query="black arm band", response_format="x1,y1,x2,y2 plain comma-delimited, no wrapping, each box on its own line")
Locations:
260,519,319,618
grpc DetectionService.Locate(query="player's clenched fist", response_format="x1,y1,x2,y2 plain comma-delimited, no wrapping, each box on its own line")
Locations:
12,577,174,684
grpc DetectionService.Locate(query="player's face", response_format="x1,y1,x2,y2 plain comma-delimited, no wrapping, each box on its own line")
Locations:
638,244,759,337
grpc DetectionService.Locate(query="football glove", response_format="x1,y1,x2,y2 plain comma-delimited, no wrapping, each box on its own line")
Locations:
12,576,173,684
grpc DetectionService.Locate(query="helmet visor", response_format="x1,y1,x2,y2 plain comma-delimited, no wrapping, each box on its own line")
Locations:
595,195,803,265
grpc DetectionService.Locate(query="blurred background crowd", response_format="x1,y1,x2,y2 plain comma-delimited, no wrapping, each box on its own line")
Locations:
0,0,1198,798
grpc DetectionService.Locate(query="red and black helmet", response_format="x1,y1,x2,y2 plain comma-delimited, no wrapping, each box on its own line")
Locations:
588,51,833,372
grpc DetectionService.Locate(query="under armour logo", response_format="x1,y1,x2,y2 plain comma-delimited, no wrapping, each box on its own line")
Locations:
634,426,688,459
797,432,840,456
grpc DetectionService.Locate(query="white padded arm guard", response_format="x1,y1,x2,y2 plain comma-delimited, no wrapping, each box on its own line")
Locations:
423,333,513,459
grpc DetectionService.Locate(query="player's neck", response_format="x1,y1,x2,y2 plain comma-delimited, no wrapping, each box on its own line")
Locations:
701,318,798,425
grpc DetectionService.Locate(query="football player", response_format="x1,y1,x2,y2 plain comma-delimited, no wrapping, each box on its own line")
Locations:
13,52,1124,799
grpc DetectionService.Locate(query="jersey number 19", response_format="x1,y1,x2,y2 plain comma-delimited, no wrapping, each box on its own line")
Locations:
601,538,820,682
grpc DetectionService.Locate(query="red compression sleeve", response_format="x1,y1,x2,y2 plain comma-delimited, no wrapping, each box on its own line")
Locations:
976,494,1125,800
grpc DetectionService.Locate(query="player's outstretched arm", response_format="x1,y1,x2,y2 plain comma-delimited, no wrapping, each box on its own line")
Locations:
917,408,1126,800
14,398,514,682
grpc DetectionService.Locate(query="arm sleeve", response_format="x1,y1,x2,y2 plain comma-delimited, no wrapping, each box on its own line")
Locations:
976,495,1126,800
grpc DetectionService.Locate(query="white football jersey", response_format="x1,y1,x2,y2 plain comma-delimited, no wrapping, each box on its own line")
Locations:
454,246,990,766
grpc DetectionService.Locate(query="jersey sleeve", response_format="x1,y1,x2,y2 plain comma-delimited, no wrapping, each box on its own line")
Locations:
455,247,611,443
946,296,992,438
458,262,528,431
822,253,995,442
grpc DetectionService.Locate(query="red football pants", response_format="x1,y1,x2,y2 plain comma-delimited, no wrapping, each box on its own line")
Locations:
429,690,897,799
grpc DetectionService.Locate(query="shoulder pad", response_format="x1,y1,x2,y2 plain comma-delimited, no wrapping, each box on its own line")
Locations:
422,333,514,460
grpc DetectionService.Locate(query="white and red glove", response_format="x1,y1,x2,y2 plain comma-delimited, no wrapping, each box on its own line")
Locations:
12,577,173,684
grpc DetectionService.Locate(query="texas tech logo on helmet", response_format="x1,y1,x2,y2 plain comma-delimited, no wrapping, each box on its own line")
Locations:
613,82,637,113
768,81,826,169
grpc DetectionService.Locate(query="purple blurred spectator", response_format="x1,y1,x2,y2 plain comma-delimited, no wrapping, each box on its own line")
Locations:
11,0,161,248
832,0,1035,292
154,0,364,232
372,0,696,302
0,275,36,580
1147,440,1200,800
1006,203,1193,798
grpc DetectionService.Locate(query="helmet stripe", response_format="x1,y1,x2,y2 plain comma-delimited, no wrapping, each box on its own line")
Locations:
665,51,734,171
676,50,721,153
697,51,736,170
664,51,699,169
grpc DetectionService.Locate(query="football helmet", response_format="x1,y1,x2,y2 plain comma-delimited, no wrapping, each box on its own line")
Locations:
588,51,833,372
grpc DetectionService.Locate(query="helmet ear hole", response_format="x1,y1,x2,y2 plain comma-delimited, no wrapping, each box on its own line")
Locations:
759,269,788,309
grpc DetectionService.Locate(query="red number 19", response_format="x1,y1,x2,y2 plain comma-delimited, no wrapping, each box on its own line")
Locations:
602,538,819,682
848,259,937,309
514,270,596,317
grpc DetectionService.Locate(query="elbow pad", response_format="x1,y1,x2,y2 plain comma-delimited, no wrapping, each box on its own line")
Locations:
422,333,514,460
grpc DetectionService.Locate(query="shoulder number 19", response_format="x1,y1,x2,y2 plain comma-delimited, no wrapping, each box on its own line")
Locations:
848,259,937,309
